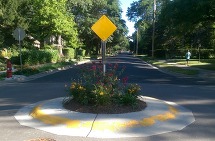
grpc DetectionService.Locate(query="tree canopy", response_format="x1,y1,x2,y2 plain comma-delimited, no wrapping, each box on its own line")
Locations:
127,0,215,58
67,0,129,55
0,0,129,56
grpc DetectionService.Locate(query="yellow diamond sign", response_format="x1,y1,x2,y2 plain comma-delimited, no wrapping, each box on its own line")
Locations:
91,15,117,41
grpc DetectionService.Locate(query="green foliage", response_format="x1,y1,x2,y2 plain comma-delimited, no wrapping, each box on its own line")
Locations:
154,49,215,59
112,83,141,107
12,49,59,65
13,61,72,76
14,67,40,76
0,0,29,47
67,0,129,55
65,62,141,107
0,47,19,61
43,49,59,63
75,48,86,61
1,0,129,59
63,48,75,60
76,48,86,57
27,0,79,48
68,82,95,105
127,0,153,23
0,73,6,80
76,56,83,61
127,0,215,58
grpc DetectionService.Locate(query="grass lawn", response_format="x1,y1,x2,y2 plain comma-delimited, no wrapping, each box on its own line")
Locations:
175,59,215,71
152,60,199,75
138,55,215,76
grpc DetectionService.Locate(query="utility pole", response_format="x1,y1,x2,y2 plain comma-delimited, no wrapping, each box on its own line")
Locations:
136,28,138,55
152,0,156,58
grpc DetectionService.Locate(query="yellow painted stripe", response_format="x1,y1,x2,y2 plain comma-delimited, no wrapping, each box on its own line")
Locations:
30,105,179,131
89,106,179,131
30,105,81,128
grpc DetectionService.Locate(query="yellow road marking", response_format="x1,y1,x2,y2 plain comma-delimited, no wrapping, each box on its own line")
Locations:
30,105,179,131
30,105,80,128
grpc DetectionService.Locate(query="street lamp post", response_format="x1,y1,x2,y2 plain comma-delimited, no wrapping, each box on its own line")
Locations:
152,0,156,58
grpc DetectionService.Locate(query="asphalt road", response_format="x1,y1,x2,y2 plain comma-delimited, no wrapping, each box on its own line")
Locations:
28,53,215,85
0,53,215,141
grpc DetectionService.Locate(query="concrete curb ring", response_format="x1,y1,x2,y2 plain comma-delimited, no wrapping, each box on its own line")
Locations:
14,96,195,138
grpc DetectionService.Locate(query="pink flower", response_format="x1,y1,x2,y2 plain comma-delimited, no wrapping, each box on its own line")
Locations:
114,63,118,69
122,76,128,84
91,65,96,71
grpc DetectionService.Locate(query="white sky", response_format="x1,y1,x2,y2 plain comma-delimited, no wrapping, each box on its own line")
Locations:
120,0,137,36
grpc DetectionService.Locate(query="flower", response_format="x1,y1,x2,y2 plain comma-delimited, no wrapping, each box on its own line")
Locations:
114,63,118,69
67,62,141,106
79,86,83,90
70,85,75,89
122,76,128,85
108,73,113,77
91,65,96,71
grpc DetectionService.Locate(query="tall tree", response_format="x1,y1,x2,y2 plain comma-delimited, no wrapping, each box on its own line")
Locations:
67,0,129,55
0,0,28,48
107,0,129,51
126,0,154,55
127,0,215,58
28,0,79,52
158,0,215,55
67,0,107,55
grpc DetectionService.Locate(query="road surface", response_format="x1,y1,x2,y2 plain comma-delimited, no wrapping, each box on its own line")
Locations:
0,53,215,141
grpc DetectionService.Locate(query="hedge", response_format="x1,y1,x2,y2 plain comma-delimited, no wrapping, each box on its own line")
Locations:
76,48,86,57
63,48,75,60
11,49,59,65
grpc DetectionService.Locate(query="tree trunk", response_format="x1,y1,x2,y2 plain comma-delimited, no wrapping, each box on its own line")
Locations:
39,38,45,48
57,35,63,56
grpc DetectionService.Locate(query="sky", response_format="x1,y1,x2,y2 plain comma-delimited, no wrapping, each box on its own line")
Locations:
120,0,137,36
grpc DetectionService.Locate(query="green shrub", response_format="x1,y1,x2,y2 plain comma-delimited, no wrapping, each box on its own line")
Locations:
0,65,5,71
47,49,59,63
38,51,47,64
21,51,31,65
14,67,40,76
10,56,20,65
65,62,141,107
63,48,75,60
13,49,59,65
0,73,6,80
76,48,86,59
10,47,19,57
76,55,83,61
44,44,55,50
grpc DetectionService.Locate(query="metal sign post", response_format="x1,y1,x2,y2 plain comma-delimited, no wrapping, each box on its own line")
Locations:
13,27,25,72
91,15,117,75
101,41,106,75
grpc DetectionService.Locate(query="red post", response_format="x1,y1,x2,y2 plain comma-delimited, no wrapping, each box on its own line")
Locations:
6,59,12,78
